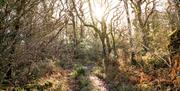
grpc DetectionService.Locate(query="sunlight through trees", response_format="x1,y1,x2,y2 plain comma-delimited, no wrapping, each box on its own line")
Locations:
0,0,179,90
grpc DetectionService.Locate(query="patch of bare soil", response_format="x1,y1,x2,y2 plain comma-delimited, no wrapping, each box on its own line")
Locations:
89,75,108,91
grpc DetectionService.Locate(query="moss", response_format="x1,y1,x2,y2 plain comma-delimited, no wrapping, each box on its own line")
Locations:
13,87,25,91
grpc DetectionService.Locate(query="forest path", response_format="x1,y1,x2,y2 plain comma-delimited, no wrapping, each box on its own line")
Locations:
89,75,108,91
53,62,109,91
85,64,108,91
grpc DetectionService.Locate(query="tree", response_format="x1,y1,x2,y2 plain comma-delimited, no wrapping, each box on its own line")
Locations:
0,0,69,84
168,0,180,64
71,0,125,78
123,0,135,64
130,0,156,54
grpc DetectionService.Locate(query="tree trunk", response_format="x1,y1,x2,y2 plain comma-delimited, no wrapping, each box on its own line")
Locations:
72,14,77,57
123,0,135,63
169,1,180,81
142,30,149,54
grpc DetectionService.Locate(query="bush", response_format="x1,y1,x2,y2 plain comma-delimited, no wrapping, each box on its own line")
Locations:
148,59,168,69
71,64,86,78
79,76,90,89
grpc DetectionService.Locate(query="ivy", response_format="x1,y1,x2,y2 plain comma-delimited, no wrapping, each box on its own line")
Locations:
0,0,5,8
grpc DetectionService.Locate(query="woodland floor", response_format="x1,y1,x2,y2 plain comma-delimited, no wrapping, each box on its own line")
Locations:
34,61,109,91
0,59,180,91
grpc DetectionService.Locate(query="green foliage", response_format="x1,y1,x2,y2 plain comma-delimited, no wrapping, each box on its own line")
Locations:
44,81,53,88
148,59,167,69
21,81,53,91
71,64,86,78
0,0,5,7
0,0,178,90
14,87,25,91
79,76,90,89
74,40,102,61
92,66,105,79
70,64,92,91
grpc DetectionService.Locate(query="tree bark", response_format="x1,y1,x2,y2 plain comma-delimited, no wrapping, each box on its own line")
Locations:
123,0,134,63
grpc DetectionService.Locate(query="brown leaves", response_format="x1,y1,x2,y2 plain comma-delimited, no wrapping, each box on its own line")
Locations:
170,55,180,86
140,72,152,83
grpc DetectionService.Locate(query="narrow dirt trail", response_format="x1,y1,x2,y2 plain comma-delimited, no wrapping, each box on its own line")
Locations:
38,63,110,91
89,75,108,91
82,63,109,91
